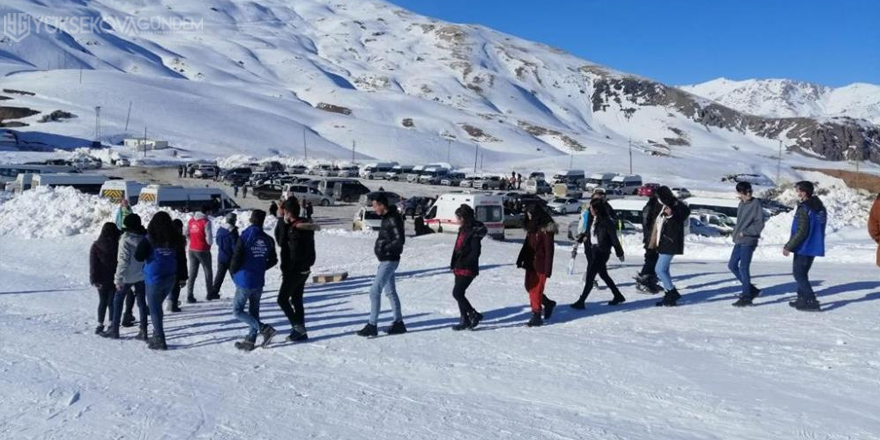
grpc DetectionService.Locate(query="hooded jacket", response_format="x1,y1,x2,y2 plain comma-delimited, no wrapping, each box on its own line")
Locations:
641,198,662,248
135,237,179,286
114,229,146,285
655,201,690,255
583,215,624,258
230,225,278,289
286,219,318,274
517,222,557,277
732,197,765,246
450,221,488,276
786,196,827,257
216,223,239,265
375,205,405,262
90,233,119,287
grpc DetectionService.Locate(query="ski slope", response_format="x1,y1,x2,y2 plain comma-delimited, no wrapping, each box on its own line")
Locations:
1,220,880,439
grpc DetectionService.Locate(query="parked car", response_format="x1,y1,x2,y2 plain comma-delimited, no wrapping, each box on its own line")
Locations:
440,172,467,186
525,179,552,195
286,165,308,175
637,183,662,197
672,187,692,199
194,164,218,179
547,198,582,215
221,167,253,183
385,165,414,181
252,183,284,200
528,172,545,181
336,166,360,178
331,180,372,203
359,191,401,208
691,209,736,235
69,156,103,170
688,217,723,237
402,197,435,218
281,184,335,206
112,158,131,167
474,175,506,190
261,161,285,173
353,207,384,231
459,177,476,188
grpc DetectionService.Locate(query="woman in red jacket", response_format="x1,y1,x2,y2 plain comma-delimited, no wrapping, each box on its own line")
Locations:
516,204,558,327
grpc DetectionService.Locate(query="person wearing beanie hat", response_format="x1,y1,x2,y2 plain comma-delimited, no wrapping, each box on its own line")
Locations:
209,212,240,301
728,182,765,307
448,204,488,331
649,186,690,307
783,181,826,311
101,214,147,339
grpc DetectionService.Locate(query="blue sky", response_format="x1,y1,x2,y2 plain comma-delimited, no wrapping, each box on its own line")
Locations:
387,0,879,87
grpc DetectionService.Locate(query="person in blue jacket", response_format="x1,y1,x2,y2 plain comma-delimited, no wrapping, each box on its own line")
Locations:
134,211,179,350
229,210,278,351
783,181,826,312
210,213,239,300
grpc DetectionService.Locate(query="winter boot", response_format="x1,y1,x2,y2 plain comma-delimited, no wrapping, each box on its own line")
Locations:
451,316,471,331
748,285,761,301
234,336,256,352
543,299,557,320
287,325,309,342
793,299,821,312
135,326,148,341
608,294,626,306
467,310,484,330
121,313,135,328
526,312,543,327
148,335,167,351
357,323,378,338
167,301,181,313
100,326,119,339
386,320,407,335
186,295,197,304
732,297,753,307
656,289,681,307
94,324,105,335
259,324,277,348
206,292,220,301
570,299,586,310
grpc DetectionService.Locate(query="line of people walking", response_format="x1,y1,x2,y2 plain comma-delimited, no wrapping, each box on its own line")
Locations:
88,181,831,352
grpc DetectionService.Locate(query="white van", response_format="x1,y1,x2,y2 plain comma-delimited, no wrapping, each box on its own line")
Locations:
424,193,505,240
608,174,643,195
100,180,145,205
552,169,585,184
606,197,650,227
584,173,619,191
138,185,239,214
31,173,110,194
360,162,398,179
385,165,414,181
418,167,450,185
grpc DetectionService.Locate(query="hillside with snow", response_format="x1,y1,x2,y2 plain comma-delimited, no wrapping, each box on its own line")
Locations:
0,0,878,173
681,78,880,125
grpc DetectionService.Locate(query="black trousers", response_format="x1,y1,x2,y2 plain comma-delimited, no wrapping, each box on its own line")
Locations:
640,249,659,278
580,247,622,300
96,285,115,324
452,275,476,317
211,262,231,297
278,271,310,326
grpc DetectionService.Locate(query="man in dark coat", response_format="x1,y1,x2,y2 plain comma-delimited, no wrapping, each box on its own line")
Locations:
784,181,826,311
279,198,320,341
635,194,662,293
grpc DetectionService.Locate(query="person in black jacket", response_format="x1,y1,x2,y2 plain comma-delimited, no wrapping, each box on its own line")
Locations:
650,186,691,306
166,219,189,312
635,194,662,293
279,198,320,341
357,194,407,337
571,200,626,309
449,204,488,331
90,222,121,334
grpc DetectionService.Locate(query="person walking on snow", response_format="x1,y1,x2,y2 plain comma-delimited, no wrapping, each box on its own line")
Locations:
101,214,147,340
570,199,626,309
242,185,248,199
90,223,120,335
229,210,279,351
165,219,189,313
233,184,239,198
279,198,320,341
516,203,558,327
114,199,132,231
210,213,238,301
867,193,880,269
185,205,214,302
784,181,826,312
449,204,488,331
357,194,407,338
635,194,662,293
134,212,180,350
728,182,765,307
652,186,690,307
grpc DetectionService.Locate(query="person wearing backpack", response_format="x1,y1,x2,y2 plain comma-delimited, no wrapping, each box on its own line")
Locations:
102,214,147,340
90,222,120,335
135,211,179,350
279,198,320,341
210,213,239,301
229,210,279,351
185,204,214,303
570,199,626,309
449,204,487,331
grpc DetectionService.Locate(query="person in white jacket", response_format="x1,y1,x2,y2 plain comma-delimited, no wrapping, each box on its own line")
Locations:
101,214,148,340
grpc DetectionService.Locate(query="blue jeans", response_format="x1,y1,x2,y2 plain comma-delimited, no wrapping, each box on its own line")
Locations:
233,287,264,339
728,244,757,299
655,254,675,291
369,261,403,326
793,254,817,302
112,281,145,330
146,276,176,338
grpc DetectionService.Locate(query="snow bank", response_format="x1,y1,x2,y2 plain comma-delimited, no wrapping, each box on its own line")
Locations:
0,186,116,238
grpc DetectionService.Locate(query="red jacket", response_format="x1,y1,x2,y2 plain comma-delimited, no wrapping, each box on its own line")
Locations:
517,222,557,277
187,214,212,252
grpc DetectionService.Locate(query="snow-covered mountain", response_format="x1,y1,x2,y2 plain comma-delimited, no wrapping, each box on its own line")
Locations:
0,0,878,171
680,78,880,125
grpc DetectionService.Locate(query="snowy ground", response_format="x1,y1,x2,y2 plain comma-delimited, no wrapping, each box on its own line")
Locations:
1,229,880,439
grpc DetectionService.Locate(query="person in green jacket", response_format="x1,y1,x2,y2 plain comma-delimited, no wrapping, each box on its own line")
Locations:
114,199,132,231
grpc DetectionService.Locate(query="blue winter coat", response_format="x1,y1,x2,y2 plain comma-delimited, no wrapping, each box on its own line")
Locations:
786,197,827,257
230,225,278,289
135,237,178,286
216,225,239,265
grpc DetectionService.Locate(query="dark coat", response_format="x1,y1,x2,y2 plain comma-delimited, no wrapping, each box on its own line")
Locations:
517,222,557,277
450,222,488,275
274,218,290,270
641,198,662,248
286,219,317,273
584,216,624,258
657,202,691,255
174,234,188,282
90,237,119,287
216,225,239,265
375,205,405,262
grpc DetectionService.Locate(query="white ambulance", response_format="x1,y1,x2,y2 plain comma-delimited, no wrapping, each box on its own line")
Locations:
423,192,505,240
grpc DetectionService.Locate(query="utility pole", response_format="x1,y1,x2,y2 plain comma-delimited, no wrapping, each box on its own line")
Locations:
569,149,573,169
142,126,147,159
776,139,783,187
94,106,102,146
480,151,484,171
303,128,308,161
628,138,633,175
474,143,479,173
447,138,451,163
124,101,132,132
351,140,356,163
